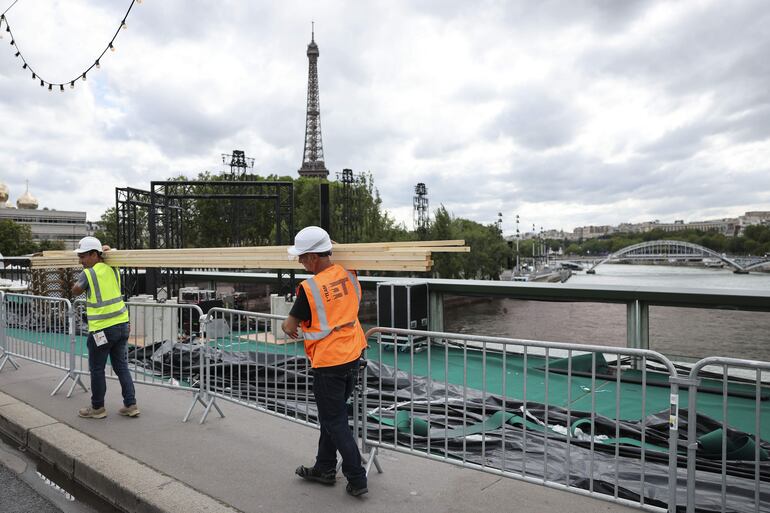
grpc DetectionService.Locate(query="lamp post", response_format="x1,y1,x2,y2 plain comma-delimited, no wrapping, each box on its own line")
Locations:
515,214,520,274
532,223,536,271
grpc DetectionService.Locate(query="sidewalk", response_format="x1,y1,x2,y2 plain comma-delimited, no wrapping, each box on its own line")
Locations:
0,359,642,513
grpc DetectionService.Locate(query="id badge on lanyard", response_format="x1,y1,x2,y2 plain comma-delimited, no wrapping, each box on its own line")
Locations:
93,330,109,347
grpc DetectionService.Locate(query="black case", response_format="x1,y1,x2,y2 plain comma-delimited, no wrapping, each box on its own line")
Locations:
376,280,428,349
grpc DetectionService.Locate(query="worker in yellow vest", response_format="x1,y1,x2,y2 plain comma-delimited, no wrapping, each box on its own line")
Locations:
282,226,368,497
71,236,139,419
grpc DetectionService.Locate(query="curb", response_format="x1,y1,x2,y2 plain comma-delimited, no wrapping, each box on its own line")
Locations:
0,391,242,513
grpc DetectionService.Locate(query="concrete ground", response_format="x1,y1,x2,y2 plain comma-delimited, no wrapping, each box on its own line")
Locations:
0,358,643,513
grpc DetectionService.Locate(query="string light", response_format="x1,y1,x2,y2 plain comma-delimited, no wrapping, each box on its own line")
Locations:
2,0,141,92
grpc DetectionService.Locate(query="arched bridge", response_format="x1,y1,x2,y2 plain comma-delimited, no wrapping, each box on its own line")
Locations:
743,258,770,271
586,240,746,273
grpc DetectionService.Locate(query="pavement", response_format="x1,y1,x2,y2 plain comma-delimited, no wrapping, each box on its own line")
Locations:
0,357,643,513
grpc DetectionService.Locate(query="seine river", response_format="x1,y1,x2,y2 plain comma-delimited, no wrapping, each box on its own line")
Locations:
444,264,770,362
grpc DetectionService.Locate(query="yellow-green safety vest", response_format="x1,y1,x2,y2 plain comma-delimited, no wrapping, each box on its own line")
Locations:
84,262,129,332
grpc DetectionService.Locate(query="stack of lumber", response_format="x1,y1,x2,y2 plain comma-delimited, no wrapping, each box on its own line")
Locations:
30,240,469,272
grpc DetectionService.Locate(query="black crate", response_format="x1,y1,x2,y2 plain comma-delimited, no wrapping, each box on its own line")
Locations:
376,280,428,350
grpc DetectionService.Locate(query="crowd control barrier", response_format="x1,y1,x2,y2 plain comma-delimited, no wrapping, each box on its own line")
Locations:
198,307,315,427
363,327,682,512
0,292,82,395
1,293,768,513
683,357,770,513
71,299,208,421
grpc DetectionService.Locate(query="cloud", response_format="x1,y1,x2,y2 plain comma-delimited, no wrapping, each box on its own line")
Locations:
0,0,767,237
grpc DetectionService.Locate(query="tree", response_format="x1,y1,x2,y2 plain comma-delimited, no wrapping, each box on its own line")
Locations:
36,240,65,251
0,220,36,256
94,207,119,248
428,206,507,279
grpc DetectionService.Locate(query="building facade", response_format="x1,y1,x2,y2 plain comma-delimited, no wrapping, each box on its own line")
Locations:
0,181,87,250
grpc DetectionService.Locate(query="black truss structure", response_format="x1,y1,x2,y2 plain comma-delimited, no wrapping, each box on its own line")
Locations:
336,168,366,243
150,180,295,295
413,182,429,237
116,187,184,299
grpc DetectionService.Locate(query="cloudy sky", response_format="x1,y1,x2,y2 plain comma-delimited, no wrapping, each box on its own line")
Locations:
1,0,769,236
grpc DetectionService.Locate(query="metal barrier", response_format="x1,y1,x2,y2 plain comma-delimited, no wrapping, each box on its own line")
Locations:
0,291,19,372
363,327,681,513
684,357,770,513
199,307,312,426
0,292,81,396
71,299,208,421
2,292,768,512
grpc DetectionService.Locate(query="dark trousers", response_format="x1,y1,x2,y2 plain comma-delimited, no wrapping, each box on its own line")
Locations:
312,360,367,487
87,322,136,409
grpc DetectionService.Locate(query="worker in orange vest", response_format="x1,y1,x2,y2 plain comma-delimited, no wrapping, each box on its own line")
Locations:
281,226,368,497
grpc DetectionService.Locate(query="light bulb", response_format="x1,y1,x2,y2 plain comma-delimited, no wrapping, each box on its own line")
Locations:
121,21,127,30
109,43,115,52
22,63,26,69
70,81,74,89
48,83,52,91
60,84,64,92
95,59,100,69
40,79,44,87
82,73,87,81
136,0,142,4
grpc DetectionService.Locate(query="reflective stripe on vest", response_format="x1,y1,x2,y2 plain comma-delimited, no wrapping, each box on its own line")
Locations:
346,270,361,302
84,263,128,331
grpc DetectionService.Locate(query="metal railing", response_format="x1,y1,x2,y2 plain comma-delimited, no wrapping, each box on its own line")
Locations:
198,307,313,426
0,292,72,383
1,293,768,513
684,357,770,513
363,326,681,512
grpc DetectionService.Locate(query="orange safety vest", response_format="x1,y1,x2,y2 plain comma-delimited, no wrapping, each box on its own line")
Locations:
300,264,367,368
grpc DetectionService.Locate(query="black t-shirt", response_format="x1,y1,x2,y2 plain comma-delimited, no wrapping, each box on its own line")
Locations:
288,286,312,323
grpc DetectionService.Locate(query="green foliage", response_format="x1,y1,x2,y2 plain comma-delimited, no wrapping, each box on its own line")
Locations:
36,240,66,251
0,220,36,255
94,207,119,248
428,205,507,279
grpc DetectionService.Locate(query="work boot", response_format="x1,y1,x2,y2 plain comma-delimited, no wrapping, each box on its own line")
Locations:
295,465,336,485
78,406,106,419
346,482,368,497
119,404,140,417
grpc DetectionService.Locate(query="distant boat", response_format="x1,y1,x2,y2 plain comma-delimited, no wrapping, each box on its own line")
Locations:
703,258,724,268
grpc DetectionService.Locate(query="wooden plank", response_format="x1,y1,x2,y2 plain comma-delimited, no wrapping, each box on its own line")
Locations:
33,240,467,272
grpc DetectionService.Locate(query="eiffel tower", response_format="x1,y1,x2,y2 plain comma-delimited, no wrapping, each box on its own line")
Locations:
298,24,329,178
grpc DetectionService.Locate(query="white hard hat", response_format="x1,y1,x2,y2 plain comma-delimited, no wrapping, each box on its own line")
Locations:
74,236,103,254
287,226,332,257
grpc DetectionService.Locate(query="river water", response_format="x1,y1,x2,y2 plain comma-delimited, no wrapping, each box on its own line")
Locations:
444,264,770,362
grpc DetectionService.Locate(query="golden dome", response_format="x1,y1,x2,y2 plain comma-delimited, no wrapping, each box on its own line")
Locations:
17,182,38,210
0,181,8,204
